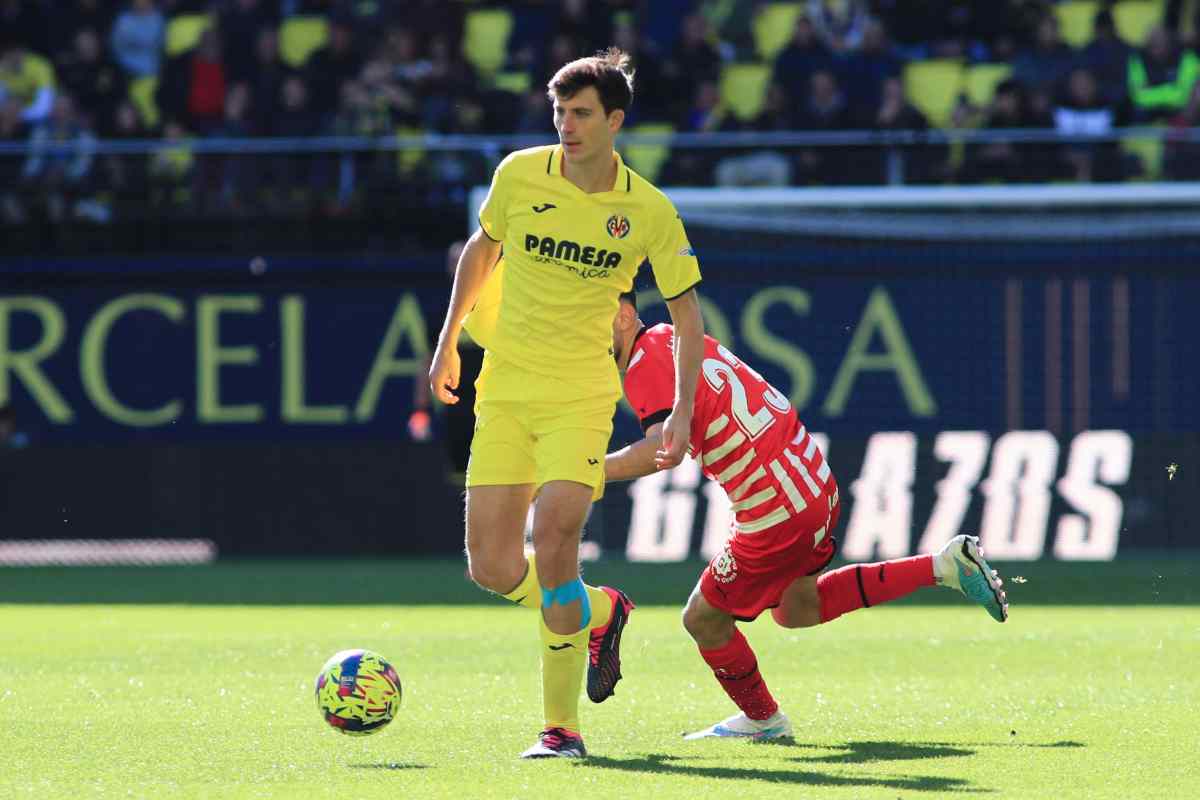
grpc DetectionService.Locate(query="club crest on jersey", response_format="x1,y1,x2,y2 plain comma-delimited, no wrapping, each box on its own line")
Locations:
711,548,738,584
606,214,631,239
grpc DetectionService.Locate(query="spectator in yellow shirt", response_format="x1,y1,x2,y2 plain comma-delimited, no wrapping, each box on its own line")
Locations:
0,44,56,126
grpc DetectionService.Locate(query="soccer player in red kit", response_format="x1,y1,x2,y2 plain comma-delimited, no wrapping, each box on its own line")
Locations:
605,292,1009,740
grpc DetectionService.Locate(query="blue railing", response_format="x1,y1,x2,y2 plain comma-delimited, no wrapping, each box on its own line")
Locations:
0,126,1197,156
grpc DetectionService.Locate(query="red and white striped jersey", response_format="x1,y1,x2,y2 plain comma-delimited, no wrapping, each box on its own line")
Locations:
623,324,837,538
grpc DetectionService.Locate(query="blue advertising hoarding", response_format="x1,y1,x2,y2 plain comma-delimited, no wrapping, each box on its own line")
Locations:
1,253,1196,560
2,261,1196,442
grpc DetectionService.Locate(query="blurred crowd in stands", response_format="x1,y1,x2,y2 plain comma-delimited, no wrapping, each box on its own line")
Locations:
4,0,1200,224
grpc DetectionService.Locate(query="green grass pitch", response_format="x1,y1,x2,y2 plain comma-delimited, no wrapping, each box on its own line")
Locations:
1,559,1197,799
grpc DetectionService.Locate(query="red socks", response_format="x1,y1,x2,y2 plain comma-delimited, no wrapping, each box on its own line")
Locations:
817,555,935,623
697,556,934,720
698,628,778,721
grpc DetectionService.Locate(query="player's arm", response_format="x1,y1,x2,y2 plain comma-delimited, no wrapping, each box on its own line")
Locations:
429,229,501,404
658,289,704,469
605,422,665,482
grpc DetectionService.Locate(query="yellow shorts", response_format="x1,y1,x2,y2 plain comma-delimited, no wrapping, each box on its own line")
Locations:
466,358,617,502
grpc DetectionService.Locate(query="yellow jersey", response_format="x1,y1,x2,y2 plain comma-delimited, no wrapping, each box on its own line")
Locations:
465,145,701,403
0,52,55,106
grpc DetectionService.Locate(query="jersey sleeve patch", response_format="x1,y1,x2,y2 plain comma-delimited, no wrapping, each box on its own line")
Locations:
646,200,702,300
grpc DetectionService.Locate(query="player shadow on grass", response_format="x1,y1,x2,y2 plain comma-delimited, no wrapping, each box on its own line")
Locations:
788,739,1085,764
789,740,975,763
346,762,429,770
577,753,987,793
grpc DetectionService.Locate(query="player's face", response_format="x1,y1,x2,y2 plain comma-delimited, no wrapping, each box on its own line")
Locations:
553,87,623,162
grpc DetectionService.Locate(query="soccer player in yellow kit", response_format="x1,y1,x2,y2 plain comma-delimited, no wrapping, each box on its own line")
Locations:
429,48,705,758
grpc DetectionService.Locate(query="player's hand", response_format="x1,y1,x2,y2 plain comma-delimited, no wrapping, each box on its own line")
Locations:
428,344,461,405
655,408,691,470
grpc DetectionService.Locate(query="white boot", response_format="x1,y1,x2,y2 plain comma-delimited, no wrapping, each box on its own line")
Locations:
934,534,1009,622
683,710,793,741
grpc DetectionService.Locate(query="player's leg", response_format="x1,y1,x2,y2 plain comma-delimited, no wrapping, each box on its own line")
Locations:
521,480,593,758
772,535,1008,627
769,574,821,628
680,576,792,740
768,496,935,627
464,483,536,604
462,394,540,606
782,553,937,626
533,415,634,686
531,479,596,635
520,413,632,759
522,479,625,758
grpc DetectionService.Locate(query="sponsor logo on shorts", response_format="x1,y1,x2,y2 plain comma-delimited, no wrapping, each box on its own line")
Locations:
711,547,738,584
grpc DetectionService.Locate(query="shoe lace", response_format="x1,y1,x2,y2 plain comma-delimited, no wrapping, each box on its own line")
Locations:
587,593,620,666
587,628,603,665
541,727,576,749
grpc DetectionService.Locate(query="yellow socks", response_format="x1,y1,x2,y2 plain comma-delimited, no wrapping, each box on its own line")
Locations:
586,584,613,631
502,554,619,734
539,617,589,732
500,556,540,610
502,557,613,631
538,583,616,733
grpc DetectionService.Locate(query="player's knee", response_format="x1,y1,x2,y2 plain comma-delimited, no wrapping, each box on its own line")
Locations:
770,576,822,628
465,553,524,594
771,605,814,628
464,557,496,591
530,519,579,559
681,604,704,640
682,599,731,648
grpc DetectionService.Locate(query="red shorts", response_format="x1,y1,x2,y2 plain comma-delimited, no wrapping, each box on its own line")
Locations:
700,495,841,622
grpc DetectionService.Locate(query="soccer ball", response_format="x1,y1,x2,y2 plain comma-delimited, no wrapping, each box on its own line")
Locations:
315,649,402,735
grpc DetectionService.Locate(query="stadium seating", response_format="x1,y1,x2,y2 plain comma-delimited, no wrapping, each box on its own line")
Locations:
1055,1,1100,47
964,63,1013,108
752,2,804,61
19,51,56,89
621,123,674,183
129,75,160,128
492,71,531,95
1113,0,1165,46
1122,129,1164,179
279,16,329,68
165,14,213,57
462,8,513,75
719,62,772,122
1181,0,1200,40
395,125,426,176
903,59,964,128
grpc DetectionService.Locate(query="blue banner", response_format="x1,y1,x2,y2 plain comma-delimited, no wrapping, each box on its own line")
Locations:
2,263,1196,443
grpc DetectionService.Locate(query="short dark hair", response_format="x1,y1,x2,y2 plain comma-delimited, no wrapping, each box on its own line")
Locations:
547,47,634,116
619,290,637,309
